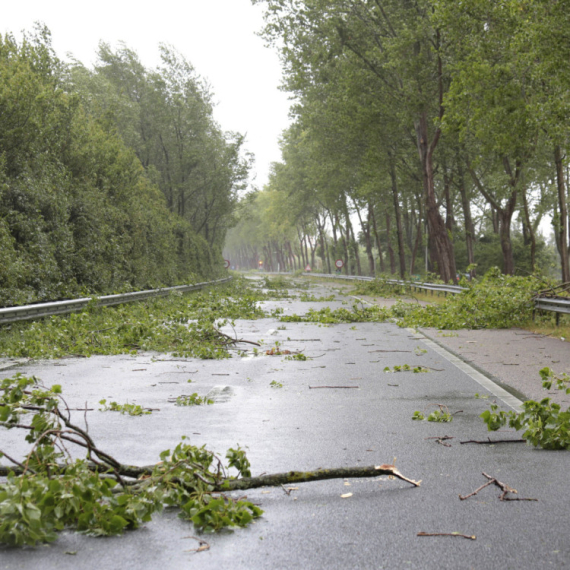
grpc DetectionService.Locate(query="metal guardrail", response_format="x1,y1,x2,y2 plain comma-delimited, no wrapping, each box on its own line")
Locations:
534,297,570,325
304,273,466,295
0,277,232,325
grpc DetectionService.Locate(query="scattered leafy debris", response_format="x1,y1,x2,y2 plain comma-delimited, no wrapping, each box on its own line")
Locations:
99,400,151,416
284,353,308,361
280,304,390,324
173,394,214,406
0,279,269,360
384,364,429,373
413,405,453,422
270,380,283,388
298,293,336,302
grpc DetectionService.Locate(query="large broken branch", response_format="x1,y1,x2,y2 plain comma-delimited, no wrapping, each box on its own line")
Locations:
1,462,421,489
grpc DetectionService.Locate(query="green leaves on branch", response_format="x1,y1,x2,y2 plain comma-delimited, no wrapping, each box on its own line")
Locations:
0,375,262,545
174,394,214,406
480,368,570,449
99,400,151,416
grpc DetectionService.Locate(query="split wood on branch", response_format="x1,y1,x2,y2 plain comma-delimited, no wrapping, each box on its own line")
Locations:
459,472,537,502
0,462,421,489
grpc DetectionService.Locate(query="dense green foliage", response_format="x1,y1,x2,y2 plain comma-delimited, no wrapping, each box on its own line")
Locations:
237,0,570,282
481,368,570,450
0,375,261,546
396,269,549,330
0,27,247,307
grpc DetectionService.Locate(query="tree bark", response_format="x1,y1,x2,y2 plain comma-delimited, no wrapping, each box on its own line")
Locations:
385,211,396,274
414,114,456,282
458,162,476,276
389,155,407,279
370,204,385,273
554,146,570,282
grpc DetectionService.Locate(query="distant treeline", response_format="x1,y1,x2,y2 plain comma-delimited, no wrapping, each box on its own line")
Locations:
0,27,248,306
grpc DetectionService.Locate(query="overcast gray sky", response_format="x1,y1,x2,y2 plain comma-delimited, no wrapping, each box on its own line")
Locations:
2,0,290,189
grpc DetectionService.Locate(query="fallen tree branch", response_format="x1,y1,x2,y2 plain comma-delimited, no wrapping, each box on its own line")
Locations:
459,472,537,502
1,462,421,489
218,463,421,490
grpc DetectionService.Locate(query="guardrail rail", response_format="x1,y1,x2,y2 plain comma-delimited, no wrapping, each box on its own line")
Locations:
0,277,232,325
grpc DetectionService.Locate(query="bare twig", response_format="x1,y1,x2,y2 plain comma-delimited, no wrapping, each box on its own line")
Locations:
460,438,526,445
309,386,359,389
459,472,537,502
418,532,476,540
183,536,211,553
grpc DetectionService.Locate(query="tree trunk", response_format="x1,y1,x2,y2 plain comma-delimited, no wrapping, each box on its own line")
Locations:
520,184,536,273
370,204,385,273
385,211,396,274
414,115,456,282
554,146,570,282
389,156,407,279
357,205,375,276
458,163,476,276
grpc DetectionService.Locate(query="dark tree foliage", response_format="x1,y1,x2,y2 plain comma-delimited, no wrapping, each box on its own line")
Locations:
0,28,236,307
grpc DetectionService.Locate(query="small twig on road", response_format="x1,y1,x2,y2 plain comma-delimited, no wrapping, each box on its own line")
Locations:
183,536,210,553
417,532,476,540
309,386,359,389
425,435,454,447
459,472,537,502
460,438,526,445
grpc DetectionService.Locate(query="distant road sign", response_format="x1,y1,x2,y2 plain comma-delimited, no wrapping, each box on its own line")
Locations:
223,259,230,269
305,264,311,271
335,259,344,269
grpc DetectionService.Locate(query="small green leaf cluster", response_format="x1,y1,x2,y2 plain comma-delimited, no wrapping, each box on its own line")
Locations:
99,400,151,416
270,380,284,388
384,364,429,373
174,393,214,406
480,368,570,449
412,409,453,422
284,353,308,361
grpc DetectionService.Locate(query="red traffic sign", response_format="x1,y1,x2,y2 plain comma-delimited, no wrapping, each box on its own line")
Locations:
305,264,311,271
335,259,344,269
223,259,230,269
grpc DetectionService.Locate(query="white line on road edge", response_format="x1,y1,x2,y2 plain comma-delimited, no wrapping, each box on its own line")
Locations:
350,295,524,412
408,329,524,412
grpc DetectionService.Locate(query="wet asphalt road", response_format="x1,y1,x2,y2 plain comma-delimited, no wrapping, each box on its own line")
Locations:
1,279,569,569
